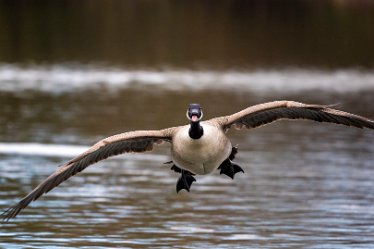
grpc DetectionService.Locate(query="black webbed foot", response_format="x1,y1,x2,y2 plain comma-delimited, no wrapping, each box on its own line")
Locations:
218,159,244,179
168,163,196,192
218,146,244,179
176,171,196,193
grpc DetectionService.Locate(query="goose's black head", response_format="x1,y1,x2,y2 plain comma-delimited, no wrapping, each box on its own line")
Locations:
186,103,203,123
187,103,204,139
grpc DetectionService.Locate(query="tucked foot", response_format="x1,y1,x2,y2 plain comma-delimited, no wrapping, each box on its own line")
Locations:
176,170,196,193
218,158,244,179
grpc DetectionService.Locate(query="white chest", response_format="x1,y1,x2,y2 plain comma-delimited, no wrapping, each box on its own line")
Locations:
171,123,232,175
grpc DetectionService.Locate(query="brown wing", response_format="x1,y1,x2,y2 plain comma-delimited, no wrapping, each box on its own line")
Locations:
1,129,173,221
213,101,374,130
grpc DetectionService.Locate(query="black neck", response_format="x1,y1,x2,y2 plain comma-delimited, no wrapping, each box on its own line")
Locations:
189,121,204,139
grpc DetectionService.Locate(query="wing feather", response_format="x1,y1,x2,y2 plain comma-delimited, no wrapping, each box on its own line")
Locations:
1,129,173,221
214,101,374,130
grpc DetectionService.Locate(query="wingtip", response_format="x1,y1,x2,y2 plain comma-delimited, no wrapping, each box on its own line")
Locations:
0,208,15,223
0,201,27,223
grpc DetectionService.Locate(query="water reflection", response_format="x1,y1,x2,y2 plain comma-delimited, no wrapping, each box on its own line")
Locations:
1,133,374,248
1,67,374,247
1,65,374,94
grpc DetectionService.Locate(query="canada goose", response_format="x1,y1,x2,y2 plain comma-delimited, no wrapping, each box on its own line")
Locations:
2,100,374,221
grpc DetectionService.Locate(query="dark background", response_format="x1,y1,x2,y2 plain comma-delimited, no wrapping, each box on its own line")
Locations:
1,0,374,69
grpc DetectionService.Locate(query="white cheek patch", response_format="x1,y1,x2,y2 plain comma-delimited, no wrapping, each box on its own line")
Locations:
186,110,191,120
186,110,204,121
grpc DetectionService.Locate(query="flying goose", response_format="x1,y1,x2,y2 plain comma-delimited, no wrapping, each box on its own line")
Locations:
2,100,374,221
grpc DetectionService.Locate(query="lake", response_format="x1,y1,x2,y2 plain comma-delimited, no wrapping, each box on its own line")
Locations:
1,65,374,248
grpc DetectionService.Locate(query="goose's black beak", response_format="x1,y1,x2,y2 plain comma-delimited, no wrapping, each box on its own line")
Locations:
190,109,200,122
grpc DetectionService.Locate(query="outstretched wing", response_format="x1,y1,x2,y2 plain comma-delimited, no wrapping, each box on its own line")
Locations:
213,101,374,130
1,129,173,221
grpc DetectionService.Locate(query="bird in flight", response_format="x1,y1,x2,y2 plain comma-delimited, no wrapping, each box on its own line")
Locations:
1,100,374,221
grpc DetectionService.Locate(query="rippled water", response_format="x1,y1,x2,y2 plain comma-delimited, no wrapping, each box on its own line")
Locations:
1,66,374,248
1,64,374,94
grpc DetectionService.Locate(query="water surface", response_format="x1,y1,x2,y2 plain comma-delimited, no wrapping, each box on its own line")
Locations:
1,66,374,248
